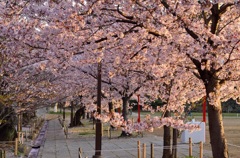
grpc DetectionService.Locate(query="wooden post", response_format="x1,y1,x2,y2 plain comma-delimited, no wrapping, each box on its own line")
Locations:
137,141,141,158
66,126,68,139
79,147,82,158
62,119,65,128
110,127,112,139
107,127,110,138
200,141,203,158
151,143,154,158
33,122,36,129
25,131,27,142
3,150,6,158
17,132,20,143
102,124,103,137
21,132,24,144
20,112,23,132
1,150,6,158
189,137,192,157
142,143,146,158
14,138,18,156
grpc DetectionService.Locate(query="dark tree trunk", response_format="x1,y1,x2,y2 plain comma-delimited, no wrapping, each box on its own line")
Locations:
206,80,228,158
109,102,113,114
188,54,228,157
172,128,178,158
120,96,131,137
70,107,85,127
122,96,128,121
162,111,172,158
70,102,74,127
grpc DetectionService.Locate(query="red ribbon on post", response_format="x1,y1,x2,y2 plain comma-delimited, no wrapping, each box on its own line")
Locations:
202,96,207,123
137,94,140,123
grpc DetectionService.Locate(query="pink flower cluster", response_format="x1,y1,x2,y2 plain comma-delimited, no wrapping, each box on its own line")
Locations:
93,111,200,134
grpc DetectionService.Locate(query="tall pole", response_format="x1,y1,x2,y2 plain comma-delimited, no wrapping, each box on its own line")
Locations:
137,94,140,123
93,61,102,158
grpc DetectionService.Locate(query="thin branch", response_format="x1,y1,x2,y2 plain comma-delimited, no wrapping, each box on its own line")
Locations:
117,5,134,20
216,39,240,72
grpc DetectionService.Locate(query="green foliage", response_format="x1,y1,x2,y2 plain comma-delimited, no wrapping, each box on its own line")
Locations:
0,94,12,105
222,98,240,113
130,98,166,111
150,99,166,109
186,98,240,113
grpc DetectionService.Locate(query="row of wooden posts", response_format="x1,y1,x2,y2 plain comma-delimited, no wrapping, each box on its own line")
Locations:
59,117,69,138
78,138,203,158
13,118,43,156
137,138,203,158
0,150,6,158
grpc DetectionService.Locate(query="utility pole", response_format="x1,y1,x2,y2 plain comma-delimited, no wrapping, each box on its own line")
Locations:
93,61,102,158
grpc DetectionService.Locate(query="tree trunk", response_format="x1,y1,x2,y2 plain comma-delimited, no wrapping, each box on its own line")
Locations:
109,102,113,114
122,96,128,121
70,107,85,127
207,81,228,158
162,111,172,158
120,96,130,137
70,102,74,127
172,128,178,158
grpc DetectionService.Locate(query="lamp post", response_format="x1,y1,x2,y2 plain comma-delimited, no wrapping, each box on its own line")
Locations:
137,94,140,123
93,61,102,158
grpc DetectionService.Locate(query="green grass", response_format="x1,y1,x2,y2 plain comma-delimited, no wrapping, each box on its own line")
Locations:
48,111,71,115
191,112,240,117
79,130,95,135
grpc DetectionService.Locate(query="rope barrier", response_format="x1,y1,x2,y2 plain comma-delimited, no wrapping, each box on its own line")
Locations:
0,141,15,143
79,143,203,153
227,143,240,148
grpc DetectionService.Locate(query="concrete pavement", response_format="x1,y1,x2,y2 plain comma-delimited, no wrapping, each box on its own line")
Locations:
37,118,213,158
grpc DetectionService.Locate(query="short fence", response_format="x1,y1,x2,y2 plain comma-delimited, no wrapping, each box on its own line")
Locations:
0,118,44,157
78,138,207,158
0,149,6,158
58,117,68,138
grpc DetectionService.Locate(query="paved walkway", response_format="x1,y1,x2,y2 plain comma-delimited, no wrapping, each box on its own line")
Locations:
37,119,212,158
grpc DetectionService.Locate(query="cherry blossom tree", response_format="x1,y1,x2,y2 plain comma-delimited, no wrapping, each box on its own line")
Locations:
76,0,240,157
1,1,240,157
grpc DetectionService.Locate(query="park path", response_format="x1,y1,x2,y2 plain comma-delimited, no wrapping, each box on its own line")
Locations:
36,118,212,158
